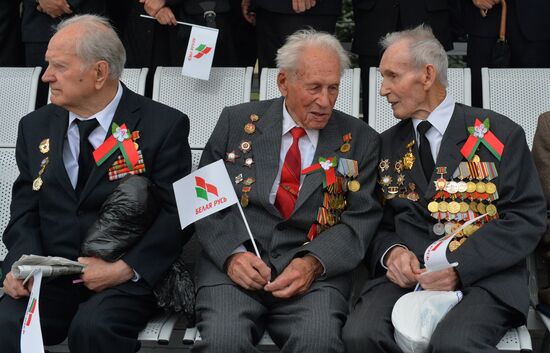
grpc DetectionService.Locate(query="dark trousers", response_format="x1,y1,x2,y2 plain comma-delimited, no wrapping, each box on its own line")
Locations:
255,8,338,70
343,279,523,353
0,277,156,353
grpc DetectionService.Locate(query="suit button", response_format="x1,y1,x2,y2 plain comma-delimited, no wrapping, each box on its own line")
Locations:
272,252,280,259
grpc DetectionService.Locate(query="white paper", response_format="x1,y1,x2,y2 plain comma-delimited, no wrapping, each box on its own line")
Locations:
21,269,45,353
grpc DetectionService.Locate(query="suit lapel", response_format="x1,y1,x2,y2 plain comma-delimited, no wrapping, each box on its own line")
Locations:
253,99,284,216
78,87,141,205
425,104,468,199
294,113,341,212
49,107,77,199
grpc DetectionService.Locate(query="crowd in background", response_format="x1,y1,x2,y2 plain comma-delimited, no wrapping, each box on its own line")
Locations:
1,0,550,110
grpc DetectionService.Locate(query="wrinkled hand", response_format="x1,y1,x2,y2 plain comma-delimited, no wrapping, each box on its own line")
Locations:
226,252,271,290
37,0,72,18
292,0,316,13
385,247,423,288
264,255,322,298
78,257,134,292
417,267,460,291
155,7,177,25
472,0,500,10
2,272,32,299
241,0,256,25
140,0,166,17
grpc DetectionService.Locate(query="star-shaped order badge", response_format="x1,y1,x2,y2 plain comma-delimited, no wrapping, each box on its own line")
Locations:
93,122,140,170
302,156,338,188
460,118,504,161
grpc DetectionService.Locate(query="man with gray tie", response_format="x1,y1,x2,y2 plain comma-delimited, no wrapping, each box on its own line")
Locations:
0,14,191,352
343,25,546,353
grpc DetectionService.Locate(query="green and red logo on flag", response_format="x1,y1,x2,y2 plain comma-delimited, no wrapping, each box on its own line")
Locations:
194,44,212,59
195,176,218,201
460,118,504,161
25,298,37,327
93,122,140,170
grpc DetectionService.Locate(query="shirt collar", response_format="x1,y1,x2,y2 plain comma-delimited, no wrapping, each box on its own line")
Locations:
68,82,124,130
282,99,319,149
412,93,455,136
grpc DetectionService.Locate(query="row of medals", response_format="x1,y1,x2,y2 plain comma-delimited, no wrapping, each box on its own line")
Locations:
429,157,499,252
33,138,51,191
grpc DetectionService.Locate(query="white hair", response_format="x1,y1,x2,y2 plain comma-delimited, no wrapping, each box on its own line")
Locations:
276,29,350,76
56,14,126,80
380,25,448,87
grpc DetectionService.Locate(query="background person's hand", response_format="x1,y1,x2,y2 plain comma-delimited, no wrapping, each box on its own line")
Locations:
37,0,72,18
241,0,256,25
141,0,166,17
155,7,177,25
292,0,316,13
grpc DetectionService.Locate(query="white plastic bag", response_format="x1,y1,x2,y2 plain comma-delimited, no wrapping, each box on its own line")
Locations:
392,290,463,353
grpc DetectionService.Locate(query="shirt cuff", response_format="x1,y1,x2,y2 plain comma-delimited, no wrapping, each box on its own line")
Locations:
131,269,141,282
231,245,247,255
380,244,409,269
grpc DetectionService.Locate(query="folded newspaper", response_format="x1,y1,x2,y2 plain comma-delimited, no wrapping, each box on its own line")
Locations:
11,255,85,279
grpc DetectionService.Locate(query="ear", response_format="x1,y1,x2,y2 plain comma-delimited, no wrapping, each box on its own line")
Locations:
277,70,289,97
423,64,437,89
94,60,110,89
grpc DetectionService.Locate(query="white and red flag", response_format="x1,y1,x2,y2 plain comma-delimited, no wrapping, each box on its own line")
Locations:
181,25,219,80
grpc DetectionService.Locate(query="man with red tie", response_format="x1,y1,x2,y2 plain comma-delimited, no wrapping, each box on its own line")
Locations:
192,29,382,353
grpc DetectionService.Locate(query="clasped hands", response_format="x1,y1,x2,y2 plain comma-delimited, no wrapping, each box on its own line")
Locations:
226,251,323,298
385,247,459,291
2,257,133,299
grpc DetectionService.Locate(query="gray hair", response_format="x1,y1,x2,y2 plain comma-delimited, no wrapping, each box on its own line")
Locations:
56,14,126,80
380,25,448,87
276,29,350,76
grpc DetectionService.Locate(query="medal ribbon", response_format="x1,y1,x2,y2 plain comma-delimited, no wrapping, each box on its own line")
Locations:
93,123,140,171
460,118,504,161
302,156,338,187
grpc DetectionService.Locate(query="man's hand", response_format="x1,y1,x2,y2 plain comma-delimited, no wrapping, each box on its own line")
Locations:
264,255,322,298
241,0,256,25
472,0,500,10
292,0,316,13
36,0,72,18
226,252,271,290
417,267,460,291
78,257,134,292
141,0,166,17
155,7,177,25
385,247,423,288
2,272,32,299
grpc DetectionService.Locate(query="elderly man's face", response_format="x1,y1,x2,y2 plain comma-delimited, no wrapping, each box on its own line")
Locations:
42,24,98,112
277,46,340,130
379,40,429,120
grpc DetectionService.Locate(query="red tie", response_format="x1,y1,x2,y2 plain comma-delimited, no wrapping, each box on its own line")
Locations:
275,127,306,219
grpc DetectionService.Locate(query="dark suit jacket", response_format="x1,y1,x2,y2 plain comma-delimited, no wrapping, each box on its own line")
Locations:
253,0,342,15
352,0,453,56
2,85,192,289
21,0,107,43
367,103,546,316
195,97,382,296
462,0,550,41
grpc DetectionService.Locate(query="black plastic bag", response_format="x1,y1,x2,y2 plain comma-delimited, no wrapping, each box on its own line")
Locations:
81,175,159,261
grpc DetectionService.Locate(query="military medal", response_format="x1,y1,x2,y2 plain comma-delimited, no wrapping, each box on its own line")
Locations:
32,177,43,191
243,157,254,168
239,141,252,153
403,140,416,170
348,180,360,192
243,177,255,186
32,157,49,191
407,183,419,201
340,133,352,153
449,240,461,252
433,222,445,235
428,201,439,213
39,138,50,154
244,123,256,134
241,186,251,207
379,159,390,172
225,150,240,163
249,114,260,122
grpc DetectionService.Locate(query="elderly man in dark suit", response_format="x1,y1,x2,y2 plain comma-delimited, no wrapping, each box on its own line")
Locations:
343,25,546,353
0,14,191,353
193,29,382,353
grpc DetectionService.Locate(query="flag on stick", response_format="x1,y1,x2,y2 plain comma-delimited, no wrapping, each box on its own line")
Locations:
182,25,219,80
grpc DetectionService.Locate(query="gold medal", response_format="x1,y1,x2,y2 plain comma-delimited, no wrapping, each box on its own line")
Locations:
428,201,439,213
249,114,259,122
485,182,497,194
39,138,50,154
32,177,43,191
477,202,486,214
348,179,360,192
448,201,461,214
469,201,478,212
486,204,497,216
244,123,256,134
340,142,351,153
466,181,477,193
475,182,486,194
459,202,469,213
403,153,415,170
438,201,449,212
472,154,481,163
449,240,461,252
240,193,249,207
